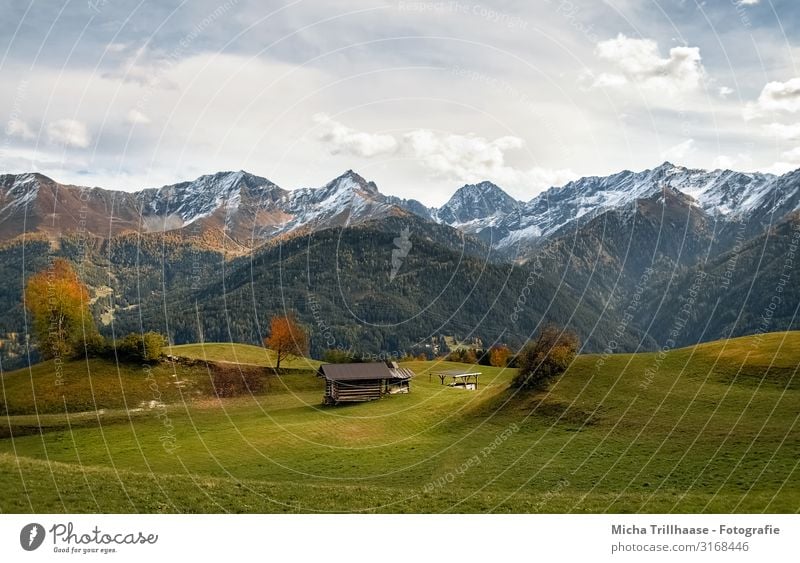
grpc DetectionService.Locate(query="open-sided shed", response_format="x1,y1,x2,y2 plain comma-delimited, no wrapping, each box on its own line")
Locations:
433,369,481,390
318,362,414,404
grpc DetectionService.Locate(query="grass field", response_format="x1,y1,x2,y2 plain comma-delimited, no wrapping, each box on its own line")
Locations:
1,332,799,513
168,342,321,369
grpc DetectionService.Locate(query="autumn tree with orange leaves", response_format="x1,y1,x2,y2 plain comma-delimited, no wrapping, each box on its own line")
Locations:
511,324,579,391
25,259,100,359
264,315,308,370
489,345,511,367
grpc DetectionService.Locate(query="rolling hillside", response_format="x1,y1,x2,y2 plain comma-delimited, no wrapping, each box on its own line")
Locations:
1,332,798,513
169,342,321,369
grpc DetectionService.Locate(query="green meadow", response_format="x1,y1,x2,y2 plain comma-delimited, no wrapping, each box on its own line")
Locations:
168,342,322,369
1,333,798,513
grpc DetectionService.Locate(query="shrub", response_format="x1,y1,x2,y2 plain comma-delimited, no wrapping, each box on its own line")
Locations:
446,348,480,364
323,349,363,363
489,345,512,367
80,333,111,359
511,325,580,391
115,332,166,363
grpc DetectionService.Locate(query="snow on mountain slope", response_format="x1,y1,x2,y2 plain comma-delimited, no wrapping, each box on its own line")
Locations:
484,163,789,250
258,170,418,237
0,173,41,214
138,170,286,224
666,167,776,216
2,162,799,250
433,181,520,230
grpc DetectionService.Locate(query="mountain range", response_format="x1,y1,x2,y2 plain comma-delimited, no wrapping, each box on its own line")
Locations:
3,162,798,253
1,162,799,366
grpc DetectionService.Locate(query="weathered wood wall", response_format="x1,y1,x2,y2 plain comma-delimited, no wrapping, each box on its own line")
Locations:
327,380,383,403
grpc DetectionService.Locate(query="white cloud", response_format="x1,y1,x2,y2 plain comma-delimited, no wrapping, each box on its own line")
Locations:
5,118,35,140
0,146,90,175
780,146,800,163
712,155,736,169
126,108,151,125
400,129,524,179
739,0,759,4
313,113,398,158
103,44,177,89
712,152,753,170
593,34,705,92
764,122,800,141
104,42,128,54
764,163,795,175
744,77,800,120
586,72,628,89
718,86,734,98
312,117,574,196
495,167,578,197
661,139,695,162
47,119,91,148
764,146,800,175
399,129,574,196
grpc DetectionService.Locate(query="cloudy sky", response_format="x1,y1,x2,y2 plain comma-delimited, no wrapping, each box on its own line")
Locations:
1,0,800,205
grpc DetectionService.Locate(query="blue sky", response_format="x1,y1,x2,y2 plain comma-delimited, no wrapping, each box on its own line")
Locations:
1,0,799,204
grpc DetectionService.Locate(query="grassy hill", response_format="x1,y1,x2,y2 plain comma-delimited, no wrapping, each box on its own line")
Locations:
0,358,212,417
1,332,798,513
0,343,319,417
169,342,321,369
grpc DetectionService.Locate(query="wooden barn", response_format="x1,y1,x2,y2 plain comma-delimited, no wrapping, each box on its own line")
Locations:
318,362,414,405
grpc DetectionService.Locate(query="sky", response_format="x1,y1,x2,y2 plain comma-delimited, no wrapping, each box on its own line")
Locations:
2,0,800,205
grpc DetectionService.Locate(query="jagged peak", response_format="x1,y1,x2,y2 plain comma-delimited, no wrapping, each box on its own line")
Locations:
435,180,519,226
0,171,52,185
151,169,282,200
655,160,677,170
451,180,513,198
191,169,272,186
322,169,380,196
445,180,517,206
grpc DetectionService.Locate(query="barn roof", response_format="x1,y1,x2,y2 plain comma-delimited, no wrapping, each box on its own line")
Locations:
389,367,415,380
318,362,395,382
436,369,482,377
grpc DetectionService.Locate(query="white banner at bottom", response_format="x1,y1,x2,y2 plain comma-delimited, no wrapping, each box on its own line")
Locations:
1,514,797,562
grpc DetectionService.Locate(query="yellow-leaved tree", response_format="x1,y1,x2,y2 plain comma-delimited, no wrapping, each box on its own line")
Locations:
25,259,99,359
264,314,308,370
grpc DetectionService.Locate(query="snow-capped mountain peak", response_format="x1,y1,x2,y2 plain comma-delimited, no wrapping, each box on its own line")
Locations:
0,172,47,214
434,181,519,228
448,162,796,251
3,162,799,253
140,170,282,225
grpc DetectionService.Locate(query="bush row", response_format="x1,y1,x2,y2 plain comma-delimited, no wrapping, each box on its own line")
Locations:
82,331,167,364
